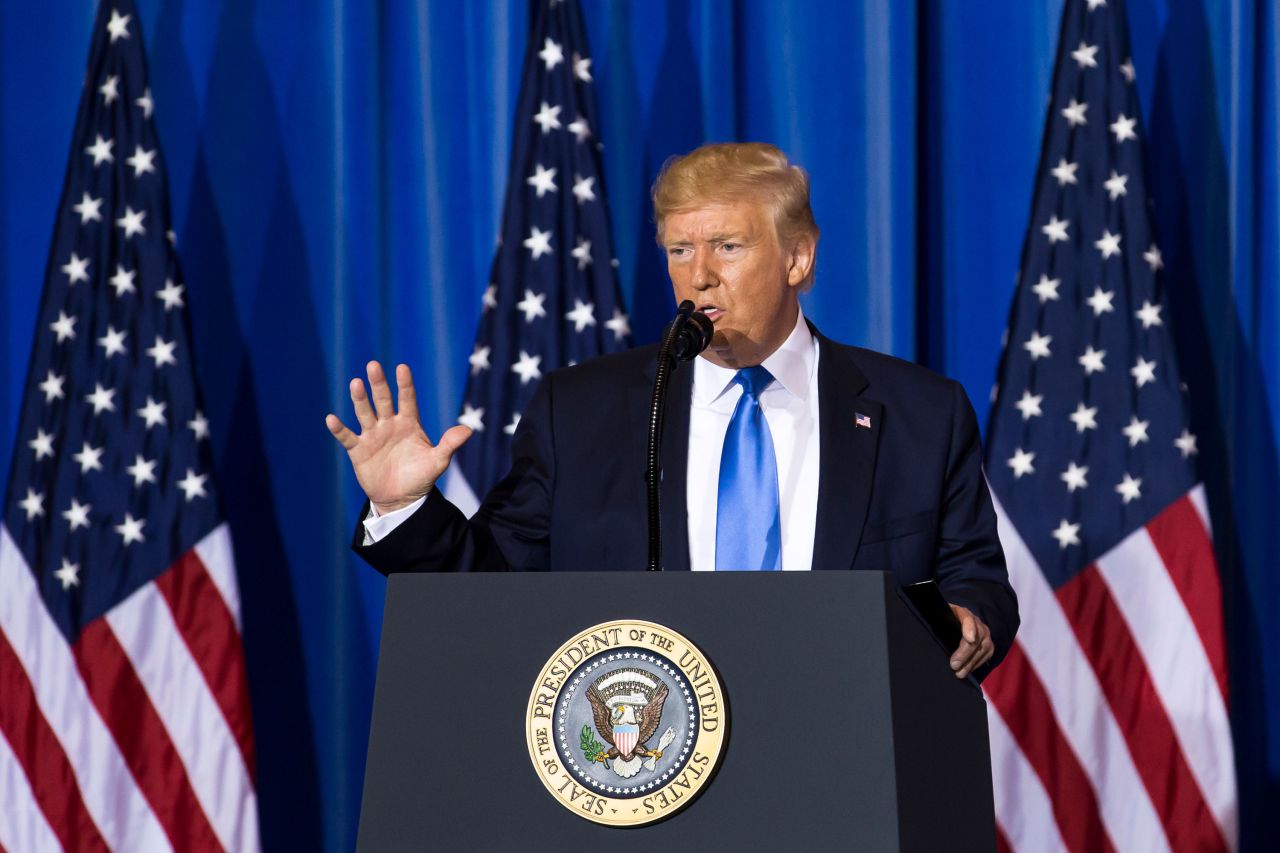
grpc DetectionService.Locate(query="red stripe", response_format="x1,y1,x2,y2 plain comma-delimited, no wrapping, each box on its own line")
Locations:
1057,565,1227,851
154,550,257,780
73,618,223,852
1145,496,1229,701
995,821,1014,853
983,643,1114,853
0,630,108,851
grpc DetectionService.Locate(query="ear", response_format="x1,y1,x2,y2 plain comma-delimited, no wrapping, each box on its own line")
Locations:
786,230,818,287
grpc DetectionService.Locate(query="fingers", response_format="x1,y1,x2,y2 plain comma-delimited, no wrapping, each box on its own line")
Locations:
395,363,420,422
349,376,377,431
325,413,358,450
949,608,994,679
436,425,474,458
367,361,395,420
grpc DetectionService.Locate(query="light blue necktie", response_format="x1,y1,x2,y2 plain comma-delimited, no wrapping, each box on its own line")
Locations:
715,366,782,571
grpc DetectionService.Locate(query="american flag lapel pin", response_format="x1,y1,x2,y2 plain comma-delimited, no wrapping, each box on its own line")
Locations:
855,412,872,429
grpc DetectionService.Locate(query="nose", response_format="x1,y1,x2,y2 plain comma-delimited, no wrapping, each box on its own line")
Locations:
690,247,717,291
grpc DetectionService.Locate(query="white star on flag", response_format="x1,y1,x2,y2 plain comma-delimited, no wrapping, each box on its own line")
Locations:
1061,99,1088,126
106,8,131,41
1120,57,1136,81
605,308,631,340
73,192,103,223
126,453,158,487
469,345,491,375
49,311,77,340
74,441,105,473
188,411,211,440
511,350,543,385
538,37,564,70
532,101,562,134
146,335,178,367
176,469,208,502
62,253,90,284
1115,473,1143,504
126,145,156,177
1031,275,1060,303
458,403,485,432
19,488,45,520
1014,390,1044,420
1079,346,1106,375
29,429,55,460
1131,356,1157,388
1086,287,1116,316
157,278,185,310
54,559,81,590
1051,158,1078,185
115,513,146,545
572,174,596,204
1174,429,1199,458
573,53,592,82
1110,113,1138,142
516,289,548,321
1095,229,1122,259
1024,330,1052,360
116,206,146,238
565,299,596,332
1061,462,1089,492
1071,42,1099,68
1143,244,1165,270
137,396,167,428
85,383,117,414
523,226,553,259
109,264,137,296
504,413,522,436
1042,215,1069,243
136,87,153,118
1104,170,1128,200
62,499,92,531
99,75,120,104
526,164,558,197
38,371,65,402
1007,448,1036,478
567,115,591,143
572,237,593,270
1136,300,1164,329
85,134,114,165
1070,402,1099,432
1123,415,1151,447
1052,519,1082,549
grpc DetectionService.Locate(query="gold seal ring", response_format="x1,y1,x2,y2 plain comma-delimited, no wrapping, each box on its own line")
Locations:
525,619,727,826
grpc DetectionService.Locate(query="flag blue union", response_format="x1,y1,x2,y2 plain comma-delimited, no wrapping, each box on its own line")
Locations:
981,2,1235,851
447,0,630,511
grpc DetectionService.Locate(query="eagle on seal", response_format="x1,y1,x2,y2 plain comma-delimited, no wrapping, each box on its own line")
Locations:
585,680,669,777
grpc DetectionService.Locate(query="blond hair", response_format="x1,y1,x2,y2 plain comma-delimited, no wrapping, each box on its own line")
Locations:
651,142,819,249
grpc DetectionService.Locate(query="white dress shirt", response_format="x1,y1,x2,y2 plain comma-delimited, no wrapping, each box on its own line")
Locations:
687,310,820,571
363,310,823,568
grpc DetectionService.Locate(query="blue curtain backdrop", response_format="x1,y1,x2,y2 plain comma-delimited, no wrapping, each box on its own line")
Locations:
2,1,1276,849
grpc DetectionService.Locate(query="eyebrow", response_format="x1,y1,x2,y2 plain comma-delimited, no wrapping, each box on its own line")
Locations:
664,231,746,247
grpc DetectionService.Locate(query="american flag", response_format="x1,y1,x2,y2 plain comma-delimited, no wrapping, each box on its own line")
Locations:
443,0,629,513
0,3,258,850
982,1,1236,850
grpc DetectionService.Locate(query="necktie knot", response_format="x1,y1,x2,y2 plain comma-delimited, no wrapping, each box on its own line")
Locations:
734,365,774,400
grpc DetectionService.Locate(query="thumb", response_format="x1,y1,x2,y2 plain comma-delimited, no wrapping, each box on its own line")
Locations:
435,425,474,458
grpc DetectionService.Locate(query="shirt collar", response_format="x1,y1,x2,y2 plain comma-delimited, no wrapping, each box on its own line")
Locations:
692,309,816,405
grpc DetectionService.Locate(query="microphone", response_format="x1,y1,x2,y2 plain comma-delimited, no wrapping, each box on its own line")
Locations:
668,304,714,361
645,300,713,571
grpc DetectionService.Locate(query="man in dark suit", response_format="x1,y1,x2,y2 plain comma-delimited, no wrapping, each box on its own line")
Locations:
327,143,1017,679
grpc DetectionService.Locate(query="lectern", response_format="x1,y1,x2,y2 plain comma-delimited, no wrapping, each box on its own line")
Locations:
357,571,995,851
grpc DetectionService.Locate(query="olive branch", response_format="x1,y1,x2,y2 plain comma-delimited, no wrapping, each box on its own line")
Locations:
580,724,606,762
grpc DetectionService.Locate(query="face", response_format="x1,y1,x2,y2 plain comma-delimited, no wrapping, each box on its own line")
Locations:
662,199,815,368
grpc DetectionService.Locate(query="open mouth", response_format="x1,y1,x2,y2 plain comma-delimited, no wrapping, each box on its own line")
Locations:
698,305,723,322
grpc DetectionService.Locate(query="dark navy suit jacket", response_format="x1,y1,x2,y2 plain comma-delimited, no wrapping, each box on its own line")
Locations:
354,324,1019,668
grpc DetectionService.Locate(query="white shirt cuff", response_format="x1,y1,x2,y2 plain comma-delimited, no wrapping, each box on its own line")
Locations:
361,495,428,545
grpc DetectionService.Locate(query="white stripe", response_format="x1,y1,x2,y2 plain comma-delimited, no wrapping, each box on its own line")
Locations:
193,523,242,629
990,495,1170,853
985,702,1070,853
1189,483,1212,537
107,581,260,853
442,466,481,518
1097,524,1238,848
0,526,170,851
0,725,62,853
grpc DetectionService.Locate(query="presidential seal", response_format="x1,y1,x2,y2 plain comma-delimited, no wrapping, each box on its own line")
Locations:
525,620,727,827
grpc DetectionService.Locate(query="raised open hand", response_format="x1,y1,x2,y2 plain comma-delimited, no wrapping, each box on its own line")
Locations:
325,361,473,515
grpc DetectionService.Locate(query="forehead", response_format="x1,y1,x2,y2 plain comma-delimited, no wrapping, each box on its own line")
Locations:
662,199,771,242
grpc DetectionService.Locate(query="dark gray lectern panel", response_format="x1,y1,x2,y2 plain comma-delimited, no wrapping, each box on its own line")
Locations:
358,571,993,852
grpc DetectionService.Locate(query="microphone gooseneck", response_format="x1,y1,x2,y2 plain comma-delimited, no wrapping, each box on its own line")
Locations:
646,300,713,571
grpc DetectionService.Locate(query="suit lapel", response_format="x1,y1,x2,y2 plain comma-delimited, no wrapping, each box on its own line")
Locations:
811,329,882,571
629,355,693,572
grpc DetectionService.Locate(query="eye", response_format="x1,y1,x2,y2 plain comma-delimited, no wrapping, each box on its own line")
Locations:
667,246,690,258
720,242,741,254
